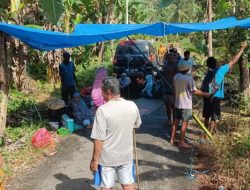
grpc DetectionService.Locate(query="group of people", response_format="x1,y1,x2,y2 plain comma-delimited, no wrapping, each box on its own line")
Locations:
59,52,134,129
58,40,248,189
160,42,248,148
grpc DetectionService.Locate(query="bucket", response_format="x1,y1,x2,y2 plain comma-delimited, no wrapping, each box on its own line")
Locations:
66,119,75,133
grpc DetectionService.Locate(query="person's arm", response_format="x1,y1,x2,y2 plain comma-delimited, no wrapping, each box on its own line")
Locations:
189,76,210,97
90,108,107,172
193,89,210,97
134,105,142,129
90,140,104,172
228,41,248,69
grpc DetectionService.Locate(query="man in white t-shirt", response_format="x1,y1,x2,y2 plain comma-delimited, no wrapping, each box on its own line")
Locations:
90,77,142,190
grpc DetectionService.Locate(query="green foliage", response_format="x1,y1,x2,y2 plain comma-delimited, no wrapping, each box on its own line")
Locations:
215,0,234,19
25,24,43,29
159,0,175,8
159,0,202,22
7,89,41,127
28,62,47,81
75,62,114,87
5,121,42,142
234,134,250,157
239,96,250,116
39,0,65,25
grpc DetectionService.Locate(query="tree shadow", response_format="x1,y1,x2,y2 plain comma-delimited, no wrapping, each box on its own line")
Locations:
136,142,191,165
138,160,190,181
137,104,199,143
54,173,96,190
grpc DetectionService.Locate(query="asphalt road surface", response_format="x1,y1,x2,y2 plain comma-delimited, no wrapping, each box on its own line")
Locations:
7,98,199,190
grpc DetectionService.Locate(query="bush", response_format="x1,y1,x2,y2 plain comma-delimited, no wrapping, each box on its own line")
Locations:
75,62,114,88
197,115,250,190
7,89,42,127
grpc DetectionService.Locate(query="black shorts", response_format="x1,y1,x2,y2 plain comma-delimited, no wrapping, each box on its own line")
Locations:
162,94,175,106
203,97,221,121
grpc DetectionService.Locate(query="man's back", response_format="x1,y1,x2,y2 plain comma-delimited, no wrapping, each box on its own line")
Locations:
91,98,141,167
174,73,196,109
59,61,75,87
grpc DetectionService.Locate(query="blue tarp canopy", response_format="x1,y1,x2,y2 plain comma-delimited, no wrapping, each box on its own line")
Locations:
0,17,249,51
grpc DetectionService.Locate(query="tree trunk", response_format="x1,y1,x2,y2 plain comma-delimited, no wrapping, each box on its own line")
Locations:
98,42,105,63
240,56,250,97
207,0,213,57
97,1,115,63
0,32,9,137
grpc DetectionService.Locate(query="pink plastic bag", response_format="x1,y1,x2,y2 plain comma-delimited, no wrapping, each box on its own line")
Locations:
32,128,54,148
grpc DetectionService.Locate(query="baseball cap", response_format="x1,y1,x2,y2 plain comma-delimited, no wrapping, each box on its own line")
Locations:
178,59,190,72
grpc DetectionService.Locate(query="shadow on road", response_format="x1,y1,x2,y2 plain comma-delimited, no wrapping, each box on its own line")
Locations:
54,173,96,190
136,142,190,164
138,160,189,181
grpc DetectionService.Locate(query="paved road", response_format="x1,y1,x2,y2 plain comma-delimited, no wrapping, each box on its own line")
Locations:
7,98,199,190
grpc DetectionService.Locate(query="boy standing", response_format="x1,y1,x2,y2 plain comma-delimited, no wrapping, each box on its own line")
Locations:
201,41,248,134
170,61,210,148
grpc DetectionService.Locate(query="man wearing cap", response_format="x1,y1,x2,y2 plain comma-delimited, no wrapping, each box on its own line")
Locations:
59,52,77,105
90,77,141,190
170,60,210,148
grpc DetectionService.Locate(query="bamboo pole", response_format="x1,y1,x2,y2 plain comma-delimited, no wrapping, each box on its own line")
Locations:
133,129,140,190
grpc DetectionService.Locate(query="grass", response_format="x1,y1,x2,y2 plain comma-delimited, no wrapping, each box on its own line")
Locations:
196,114,250,190
1,121,47,179
1,88,54,180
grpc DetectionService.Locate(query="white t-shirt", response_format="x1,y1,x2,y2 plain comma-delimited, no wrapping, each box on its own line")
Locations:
91,98,142,166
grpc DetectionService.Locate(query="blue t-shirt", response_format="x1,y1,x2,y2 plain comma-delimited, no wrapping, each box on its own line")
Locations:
214,64,230,98
59,61,76,87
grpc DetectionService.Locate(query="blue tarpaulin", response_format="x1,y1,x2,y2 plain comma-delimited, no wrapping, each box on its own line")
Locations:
0,17,249,50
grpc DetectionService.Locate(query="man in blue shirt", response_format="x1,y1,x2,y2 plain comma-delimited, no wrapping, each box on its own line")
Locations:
201,41,248,134
59,52,77,105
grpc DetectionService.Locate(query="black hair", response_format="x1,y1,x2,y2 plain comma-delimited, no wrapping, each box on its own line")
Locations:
184,50,190,56
63,52,70,63
180,69,189,74
172,48,178,53
169,49,175,53
206,57,217,69
136,73,145,80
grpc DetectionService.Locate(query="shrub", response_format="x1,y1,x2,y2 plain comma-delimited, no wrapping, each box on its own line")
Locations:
197,115,250,189
75,62,114,88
